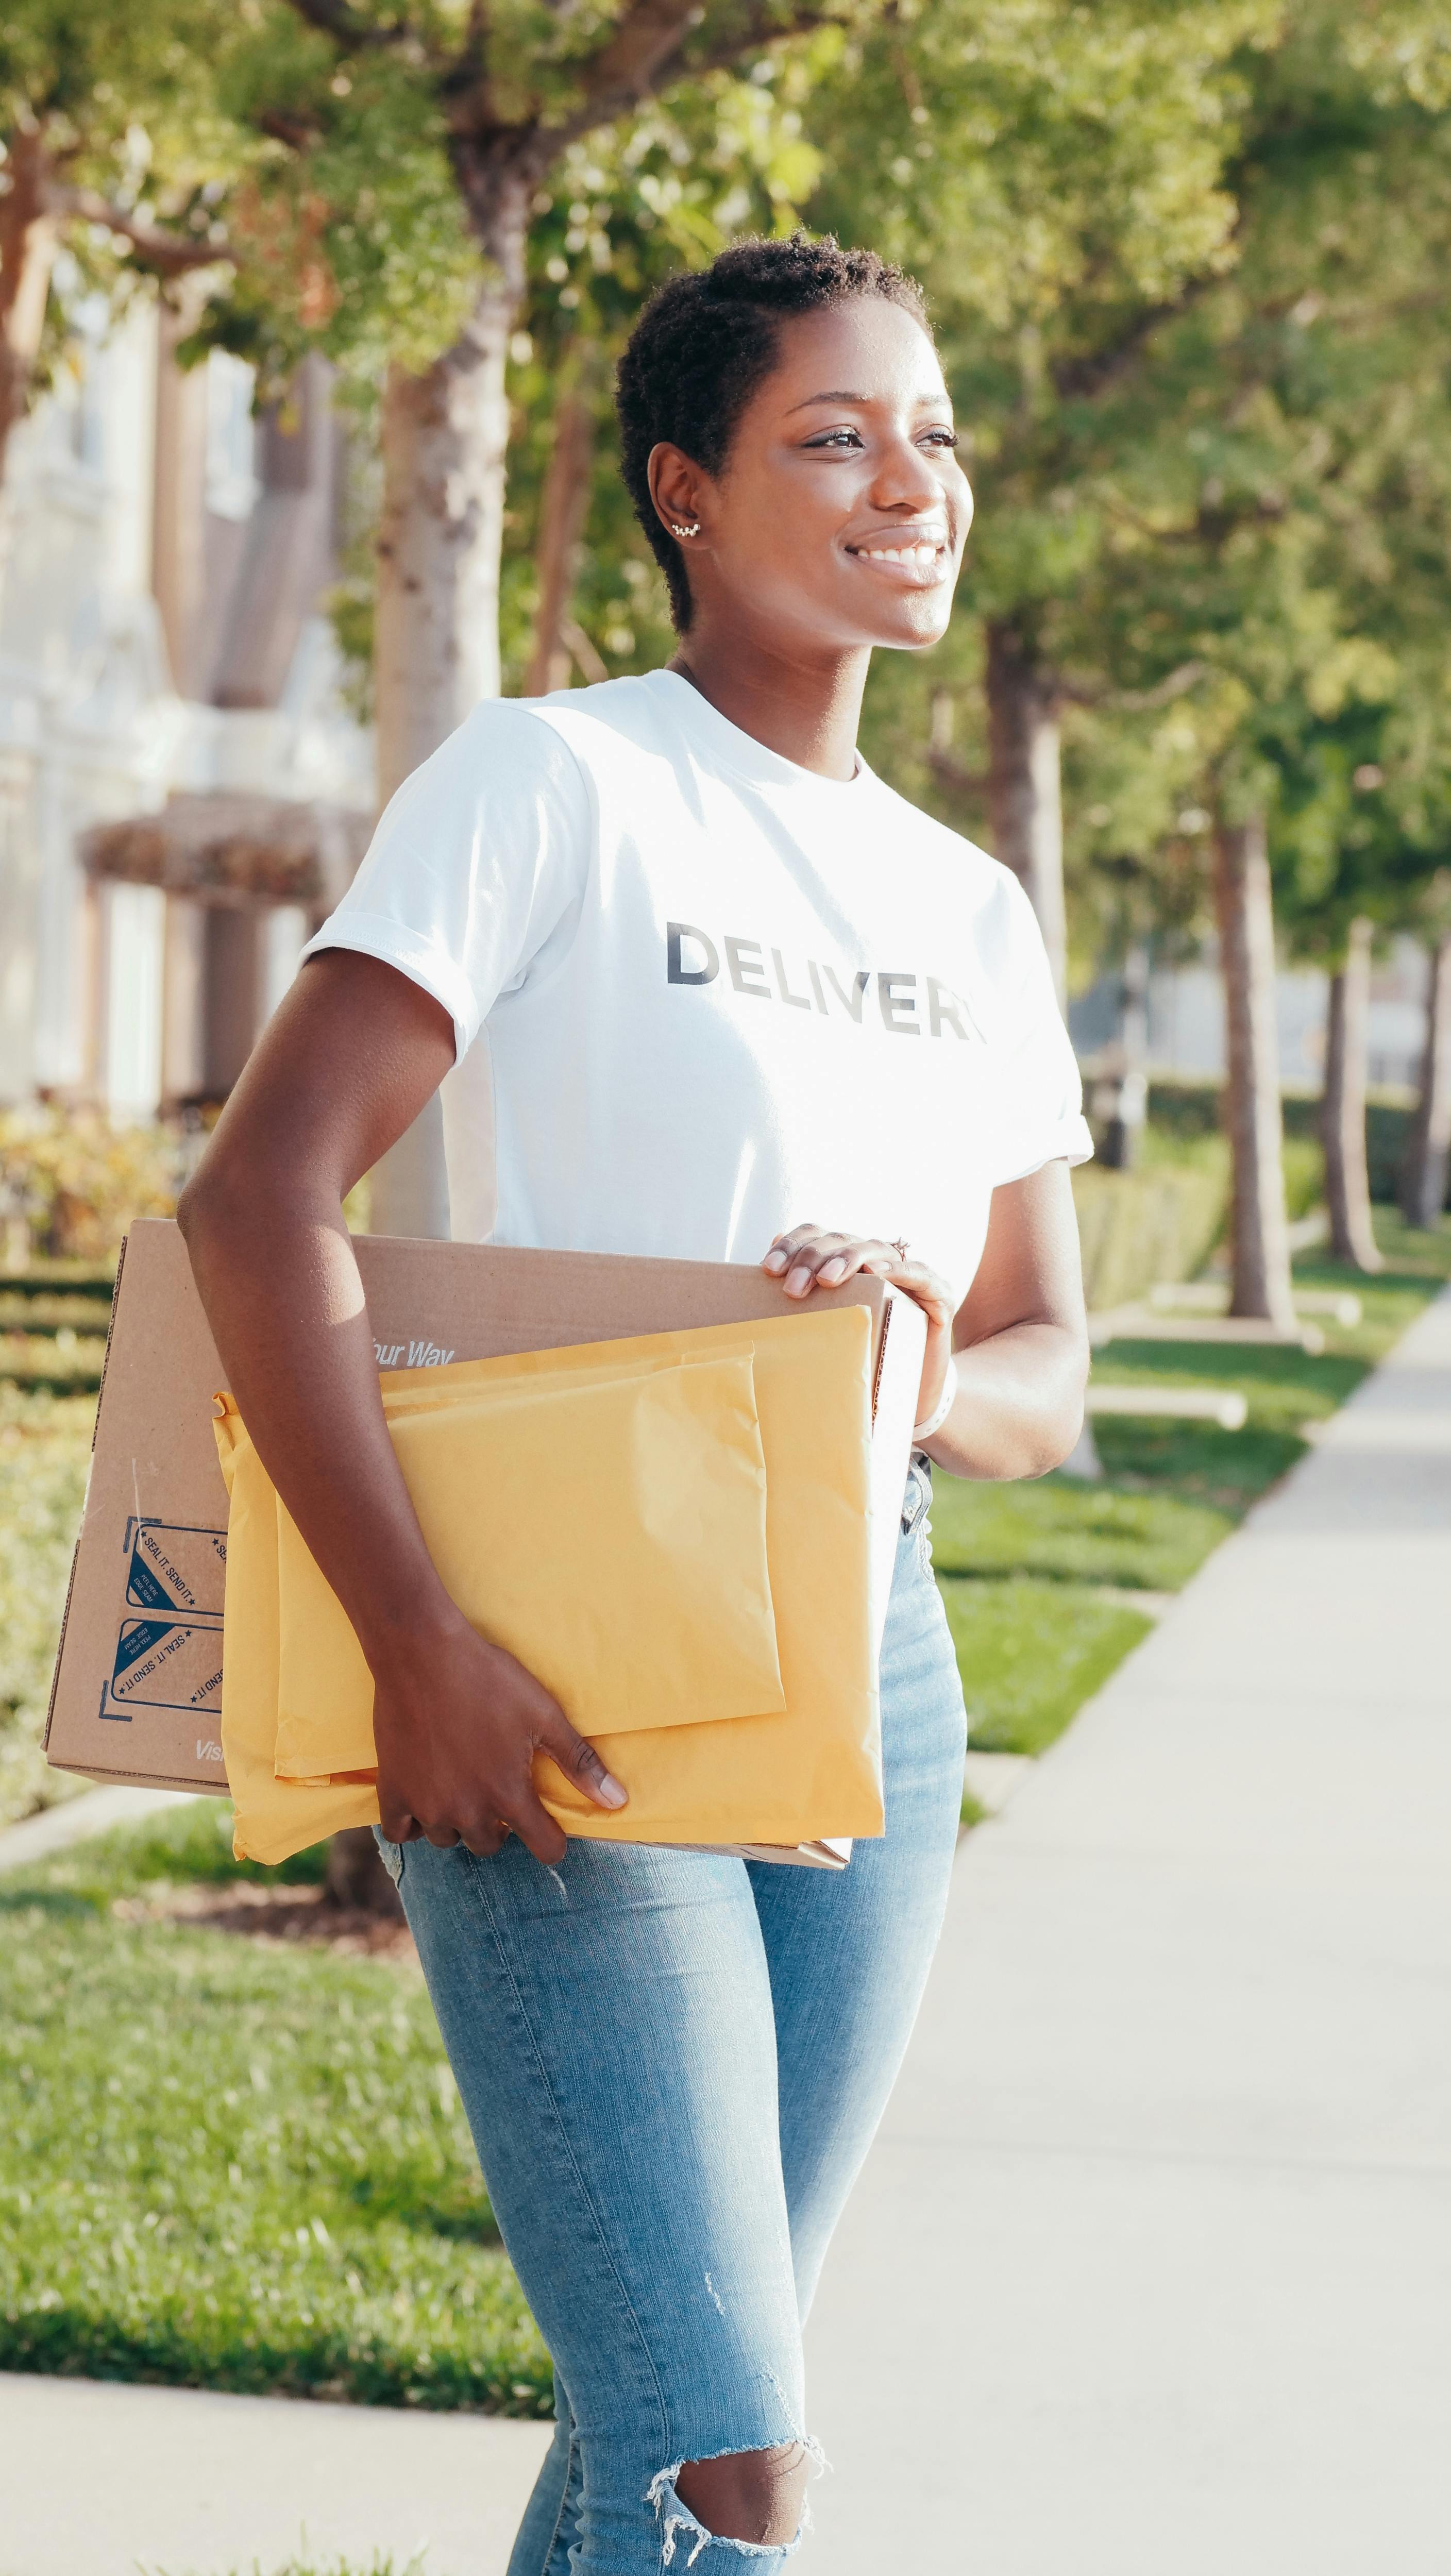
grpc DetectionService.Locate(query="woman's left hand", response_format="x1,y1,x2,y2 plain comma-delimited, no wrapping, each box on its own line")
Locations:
762,1224,955,1432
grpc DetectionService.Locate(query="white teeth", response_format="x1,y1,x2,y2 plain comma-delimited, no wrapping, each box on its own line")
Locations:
856,541,943,565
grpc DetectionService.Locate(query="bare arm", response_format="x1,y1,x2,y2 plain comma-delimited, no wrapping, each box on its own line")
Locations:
761,1159,1089,1481
178,949,626,1860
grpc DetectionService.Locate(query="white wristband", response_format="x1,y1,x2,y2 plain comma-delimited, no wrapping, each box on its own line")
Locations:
913,1357,958,1444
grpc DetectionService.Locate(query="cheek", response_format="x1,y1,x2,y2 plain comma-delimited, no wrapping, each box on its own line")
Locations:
722,481,847,596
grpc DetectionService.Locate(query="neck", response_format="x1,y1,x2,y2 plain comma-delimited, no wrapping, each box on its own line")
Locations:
667,624,869,781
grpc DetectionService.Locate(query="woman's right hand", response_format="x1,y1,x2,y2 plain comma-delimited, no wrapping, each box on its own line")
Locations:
369,1611,628,1864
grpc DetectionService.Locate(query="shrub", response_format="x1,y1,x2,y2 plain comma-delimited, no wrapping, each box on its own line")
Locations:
0,1106,181,1265
1072,1144,1229,1311
1146,1078,1438,1209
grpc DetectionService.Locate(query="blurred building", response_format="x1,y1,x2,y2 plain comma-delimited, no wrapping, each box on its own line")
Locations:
1070,941,1430,1097
0,296,373,1122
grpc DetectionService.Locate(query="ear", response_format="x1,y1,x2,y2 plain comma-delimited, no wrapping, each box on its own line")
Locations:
647,442,707,542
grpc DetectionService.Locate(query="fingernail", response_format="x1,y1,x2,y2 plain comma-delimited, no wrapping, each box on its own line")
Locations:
763,1249,788,1273
819,1257,847,1283
597,1771,628,1809
787,1266,812,1295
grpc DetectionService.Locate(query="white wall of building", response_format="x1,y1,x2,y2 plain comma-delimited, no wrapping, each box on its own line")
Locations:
0,299,373,1118
1072,941,1430,1096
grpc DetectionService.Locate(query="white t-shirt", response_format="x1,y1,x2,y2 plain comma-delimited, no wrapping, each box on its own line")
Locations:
304,670,1091,1307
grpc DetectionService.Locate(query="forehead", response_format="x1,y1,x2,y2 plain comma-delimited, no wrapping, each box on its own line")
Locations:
757,298,947,414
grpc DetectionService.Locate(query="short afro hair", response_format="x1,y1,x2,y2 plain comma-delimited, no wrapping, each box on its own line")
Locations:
616,232,932,632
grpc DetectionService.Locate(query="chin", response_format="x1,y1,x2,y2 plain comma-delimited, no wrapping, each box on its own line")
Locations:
879,601,955,652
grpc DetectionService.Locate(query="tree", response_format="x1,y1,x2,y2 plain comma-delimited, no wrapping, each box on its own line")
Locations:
1037,7,1451,1311
1402,921,1451,1228
805,4,1451,1315
0,3,236,485
1210,813,1295,1321
195,5,846,779
180,2,842,1221
803,0,1280,995
1320,917,1380,1269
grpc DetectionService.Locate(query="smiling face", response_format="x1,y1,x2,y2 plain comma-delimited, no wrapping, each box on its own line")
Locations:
647,296,973,657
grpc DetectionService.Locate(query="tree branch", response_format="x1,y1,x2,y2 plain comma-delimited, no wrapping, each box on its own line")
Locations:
673,0,835,85
283,0,420,52
50,190,232,278
547,0,708,145
1051,249,1233,404
544,0,833,154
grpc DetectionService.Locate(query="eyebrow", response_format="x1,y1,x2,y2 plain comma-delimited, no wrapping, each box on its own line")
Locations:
786,388,952,415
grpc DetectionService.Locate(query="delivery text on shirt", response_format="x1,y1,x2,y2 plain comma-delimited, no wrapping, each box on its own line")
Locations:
666,922,977,1040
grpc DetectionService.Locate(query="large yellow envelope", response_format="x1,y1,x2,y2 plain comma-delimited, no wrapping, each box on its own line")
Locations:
215,1305,882,1864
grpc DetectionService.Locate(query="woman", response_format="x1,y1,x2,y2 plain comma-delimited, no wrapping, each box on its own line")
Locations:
180,234,1091,2571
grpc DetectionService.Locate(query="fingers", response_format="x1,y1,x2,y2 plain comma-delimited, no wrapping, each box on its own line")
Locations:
460,1816,510,1859
536,1706,628,1814
763,1226,897,1298
370,1637,627,1883
506,1786,570,1870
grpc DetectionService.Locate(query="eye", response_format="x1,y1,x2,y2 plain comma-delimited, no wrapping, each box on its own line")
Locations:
802,426,865,451
920,426,959,449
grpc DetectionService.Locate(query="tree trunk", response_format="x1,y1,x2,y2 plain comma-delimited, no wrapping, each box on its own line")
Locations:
1101,939,1150,1171
1399,931,1451,1227
1320,916,1382,1271
1212,814,1295,1324
368,182,529,1240
524,349,598,697
323,1824,404,1918
985,618,1068,1009
0,126,59,487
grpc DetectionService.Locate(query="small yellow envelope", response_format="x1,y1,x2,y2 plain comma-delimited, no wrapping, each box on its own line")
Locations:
273,1348,785,1777
215,1305,882,1864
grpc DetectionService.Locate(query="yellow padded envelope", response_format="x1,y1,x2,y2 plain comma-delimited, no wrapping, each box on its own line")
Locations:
274,1348,785,1777
215,1304,882,1864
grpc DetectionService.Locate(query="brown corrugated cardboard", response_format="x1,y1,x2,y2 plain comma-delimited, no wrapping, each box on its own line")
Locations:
45,1220,925,1798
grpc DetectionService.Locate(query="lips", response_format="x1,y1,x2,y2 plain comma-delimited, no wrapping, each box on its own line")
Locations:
846,528,951,576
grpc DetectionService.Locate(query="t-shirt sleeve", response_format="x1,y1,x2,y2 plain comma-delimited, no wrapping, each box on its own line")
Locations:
986,873,1094,1187
301,699,592,1061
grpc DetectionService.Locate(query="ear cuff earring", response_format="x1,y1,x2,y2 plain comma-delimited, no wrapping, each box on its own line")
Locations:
670,519,701,538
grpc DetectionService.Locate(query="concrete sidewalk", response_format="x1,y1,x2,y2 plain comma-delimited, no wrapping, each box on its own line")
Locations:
0,2371,552,2574
805,1285,1451,2572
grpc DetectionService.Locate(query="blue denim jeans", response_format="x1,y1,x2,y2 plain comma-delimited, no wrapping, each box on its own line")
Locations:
378,1463,966,2572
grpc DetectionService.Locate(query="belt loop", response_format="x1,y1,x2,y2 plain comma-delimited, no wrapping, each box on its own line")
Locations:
901,1451,933,1535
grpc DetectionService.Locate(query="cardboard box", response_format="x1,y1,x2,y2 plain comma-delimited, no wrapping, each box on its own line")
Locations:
45,1219,925,1797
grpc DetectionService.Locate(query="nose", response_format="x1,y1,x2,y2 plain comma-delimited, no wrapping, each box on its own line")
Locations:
869,423,962,523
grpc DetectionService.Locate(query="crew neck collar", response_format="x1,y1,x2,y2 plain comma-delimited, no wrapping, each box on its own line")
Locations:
645,667,867,792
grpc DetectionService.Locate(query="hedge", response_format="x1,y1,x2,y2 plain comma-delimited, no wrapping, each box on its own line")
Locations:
1072,1121,1323,1312
1146,1080,1440,1209
1072,1150,1229,1313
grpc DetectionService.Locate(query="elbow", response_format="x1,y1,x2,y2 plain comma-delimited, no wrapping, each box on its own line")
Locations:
1029,1392,1087,1479
1029,1338,1092,1476
175,1166,207,1251
177,1137,260,1262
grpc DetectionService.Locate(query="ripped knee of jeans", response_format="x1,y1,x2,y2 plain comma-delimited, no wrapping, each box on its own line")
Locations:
648,2437,824,2563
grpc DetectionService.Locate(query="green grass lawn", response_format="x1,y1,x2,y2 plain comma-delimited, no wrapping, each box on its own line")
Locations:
0,1384,96,1827
934,1211,1451,1762
0,1805,552,2416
